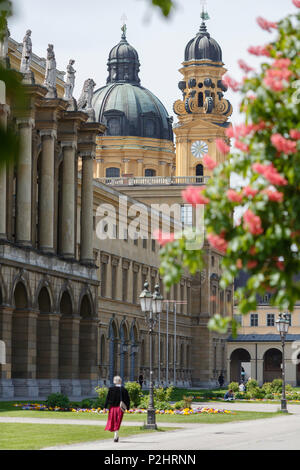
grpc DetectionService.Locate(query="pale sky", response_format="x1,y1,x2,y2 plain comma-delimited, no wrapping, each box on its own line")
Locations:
8,0,294,125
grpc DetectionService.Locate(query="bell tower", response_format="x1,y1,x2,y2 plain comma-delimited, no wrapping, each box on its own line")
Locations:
173,8,233,178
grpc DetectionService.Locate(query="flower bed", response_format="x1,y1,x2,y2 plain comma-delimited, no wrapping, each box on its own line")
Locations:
13,404,234,415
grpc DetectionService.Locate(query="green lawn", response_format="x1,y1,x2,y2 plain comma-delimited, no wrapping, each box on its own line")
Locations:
0,402,286,424
0,423,162,450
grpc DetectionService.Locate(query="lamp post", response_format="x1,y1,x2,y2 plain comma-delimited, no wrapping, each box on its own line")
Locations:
276,313,290,413
140,282,163,430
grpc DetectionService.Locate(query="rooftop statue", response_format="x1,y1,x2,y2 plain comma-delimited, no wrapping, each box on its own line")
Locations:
44,44,57,98
78,78,96,121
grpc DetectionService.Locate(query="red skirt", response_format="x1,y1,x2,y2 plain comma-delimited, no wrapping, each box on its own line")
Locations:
105,406,124,432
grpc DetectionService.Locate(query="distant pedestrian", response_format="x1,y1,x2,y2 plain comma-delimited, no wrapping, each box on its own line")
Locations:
239,382,246,392
139,374,144,389
218,373,224,388
241,367,246,383
104,376,130,443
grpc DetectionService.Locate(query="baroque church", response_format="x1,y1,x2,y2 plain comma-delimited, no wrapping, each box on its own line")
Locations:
0,11,234,399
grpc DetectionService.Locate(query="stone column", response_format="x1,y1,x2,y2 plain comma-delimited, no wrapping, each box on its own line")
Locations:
137,159,144,177
159,161,167,177
0,103,9,239
96,158,104,178
15,118,34,246
39,130,56,253
80,153,94,264
60,142,76,259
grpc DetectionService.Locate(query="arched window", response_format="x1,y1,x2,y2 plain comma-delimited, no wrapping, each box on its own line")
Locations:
60,291,73,316
38,287,51,314
196,164,204,177
106,167,120,178
145,169,156,177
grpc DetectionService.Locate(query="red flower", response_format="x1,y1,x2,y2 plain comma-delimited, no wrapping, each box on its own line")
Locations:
276,259,285,271
207,233,228,254
238,59,255,74
243,186,258,198
271,134,297,154
290,129,300,140
222,74,240,92
243,210,264,236
203,154,218,170
234,140,250,153
182,186,209,206
216,139,230,155
248,45,271,57
236,259,243,269
249,246,257,255
256,16,278,32
227,189,243,203
292,0,300,7
273,58,292,68
153,230,175,247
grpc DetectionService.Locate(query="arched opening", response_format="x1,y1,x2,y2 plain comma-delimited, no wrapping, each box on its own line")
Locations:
109,320,118,385
120,322,129,382
106,167,120,179
263,348,282,383
145,169,156,177
230,348,251,383
130,324,138,382
59,291,74,380
196,164,204,178
12,282,29,379
79,294,96,383
37,286,52,379
0,284,2,305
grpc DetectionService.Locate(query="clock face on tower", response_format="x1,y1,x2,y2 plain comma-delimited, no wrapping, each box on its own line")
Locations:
191,140,208,159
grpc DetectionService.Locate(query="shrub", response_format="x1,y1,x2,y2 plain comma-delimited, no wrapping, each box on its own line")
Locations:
228,382,239,393
174,400,186,410
125,382,142,408
265,393,274,400
271,379,283,393
139,395,149,409
235,392,245,400
183,395,193,409
285,384,293,392
262,382,273,395
246,379,258,391
46,393,70,409
248,387,265,399
95,386,108,409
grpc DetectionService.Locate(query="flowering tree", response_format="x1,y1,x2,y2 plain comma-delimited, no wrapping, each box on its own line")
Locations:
158,2,300,334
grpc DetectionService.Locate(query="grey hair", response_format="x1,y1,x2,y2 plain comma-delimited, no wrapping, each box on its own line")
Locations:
113,376,122,385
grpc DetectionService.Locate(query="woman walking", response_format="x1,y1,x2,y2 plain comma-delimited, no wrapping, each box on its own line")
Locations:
104,376,130,443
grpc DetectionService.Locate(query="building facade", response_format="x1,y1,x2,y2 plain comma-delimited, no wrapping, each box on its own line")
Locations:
0,12,234,399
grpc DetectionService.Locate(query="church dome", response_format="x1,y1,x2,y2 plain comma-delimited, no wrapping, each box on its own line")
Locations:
184,21,223,63
92,28,173,142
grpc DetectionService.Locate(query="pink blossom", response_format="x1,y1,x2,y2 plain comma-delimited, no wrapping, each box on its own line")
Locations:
264,76,284,92
203,154,218,170
182,186,209,206
236,259,243,269
243,210,264,236
290,129,300,140
292,0,300,7
273,58,292,68
271,134,297,154
216,139,230,155
264,189,284,202
256,16,278,32
248,45,271,57
207,233,228,254
227,189,243,203
238,59,255,74
153,230,175,247
234,140,250,153
222,74,240,92
243,186,258,198
252,163,288,186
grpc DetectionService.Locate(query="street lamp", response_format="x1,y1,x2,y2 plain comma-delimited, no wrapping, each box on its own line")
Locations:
276,313,290,413
139,282,163,429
